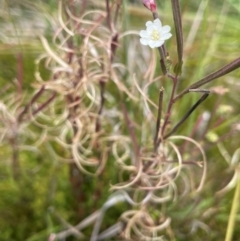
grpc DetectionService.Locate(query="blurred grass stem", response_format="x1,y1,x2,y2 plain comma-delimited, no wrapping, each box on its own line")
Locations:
225,179,240,241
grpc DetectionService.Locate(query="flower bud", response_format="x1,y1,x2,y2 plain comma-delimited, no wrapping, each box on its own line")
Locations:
142,0,157,12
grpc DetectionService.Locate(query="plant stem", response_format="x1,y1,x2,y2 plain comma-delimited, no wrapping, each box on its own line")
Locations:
163,92,209,139
32,92,57,117
95,80,105,133
161,74,178,137
153,87,164,153
17,86,45,123
121,103,140,167
152,12,167,75
225,178,240,241
106,0,112,31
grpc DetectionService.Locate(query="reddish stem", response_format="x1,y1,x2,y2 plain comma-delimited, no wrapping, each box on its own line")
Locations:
106,0,112,31
17,86,45,123
32,92,57,116
161,74,178,136
121,103,140,167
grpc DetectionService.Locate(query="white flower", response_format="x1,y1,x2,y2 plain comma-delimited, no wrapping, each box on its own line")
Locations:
140,19,172,48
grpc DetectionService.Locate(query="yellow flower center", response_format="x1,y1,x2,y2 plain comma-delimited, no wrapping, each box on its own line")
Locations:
151,30,160,41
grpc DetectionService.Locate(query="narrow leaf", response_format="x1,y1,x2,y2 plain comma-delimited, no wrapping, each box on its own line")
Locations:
171,0,183,69
175,57,240,101
164,92,209,139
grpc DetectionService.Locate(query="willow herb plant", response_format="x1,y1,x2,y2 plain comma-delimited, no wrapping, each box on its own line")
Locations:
40,0,240,240
47,1,240,240
1,0,240,241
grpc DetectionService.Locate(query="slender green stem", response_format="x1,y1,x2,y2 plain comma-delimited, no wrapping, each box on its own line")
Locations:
154,88,164,153
225,179,240,241
161,75,178,136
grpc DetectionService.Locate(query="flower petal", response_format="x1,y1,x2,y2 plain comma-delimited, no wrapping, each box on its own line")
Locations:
153,18,162,28
146,21,153,27
161,25,171,34
140,38,149,45
146,24,155,32
148,40,157,48
155,40,164,47
161,32,172,40
139,30,149,38
140,19,172,49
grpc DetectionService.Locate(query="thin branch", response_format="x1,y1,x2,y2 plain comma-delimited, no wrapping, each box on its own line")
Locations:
164,92,210,139
152,12,167,75
171,0,183,74
110,33,119,62
95,80,105,133
17,86,45,123
153,87,164,153
91,193,127,241
32,92,57,117
114,0,122,25
50,211,101,241
174,57,240,101
121,103,140,166
52,210,84,239
161,75,178,136
106,0,112,31
97,222,125,241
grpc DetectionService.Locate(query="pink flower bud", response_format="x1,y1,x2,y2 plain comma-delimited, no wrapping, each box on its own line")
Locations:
142,0,157,12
